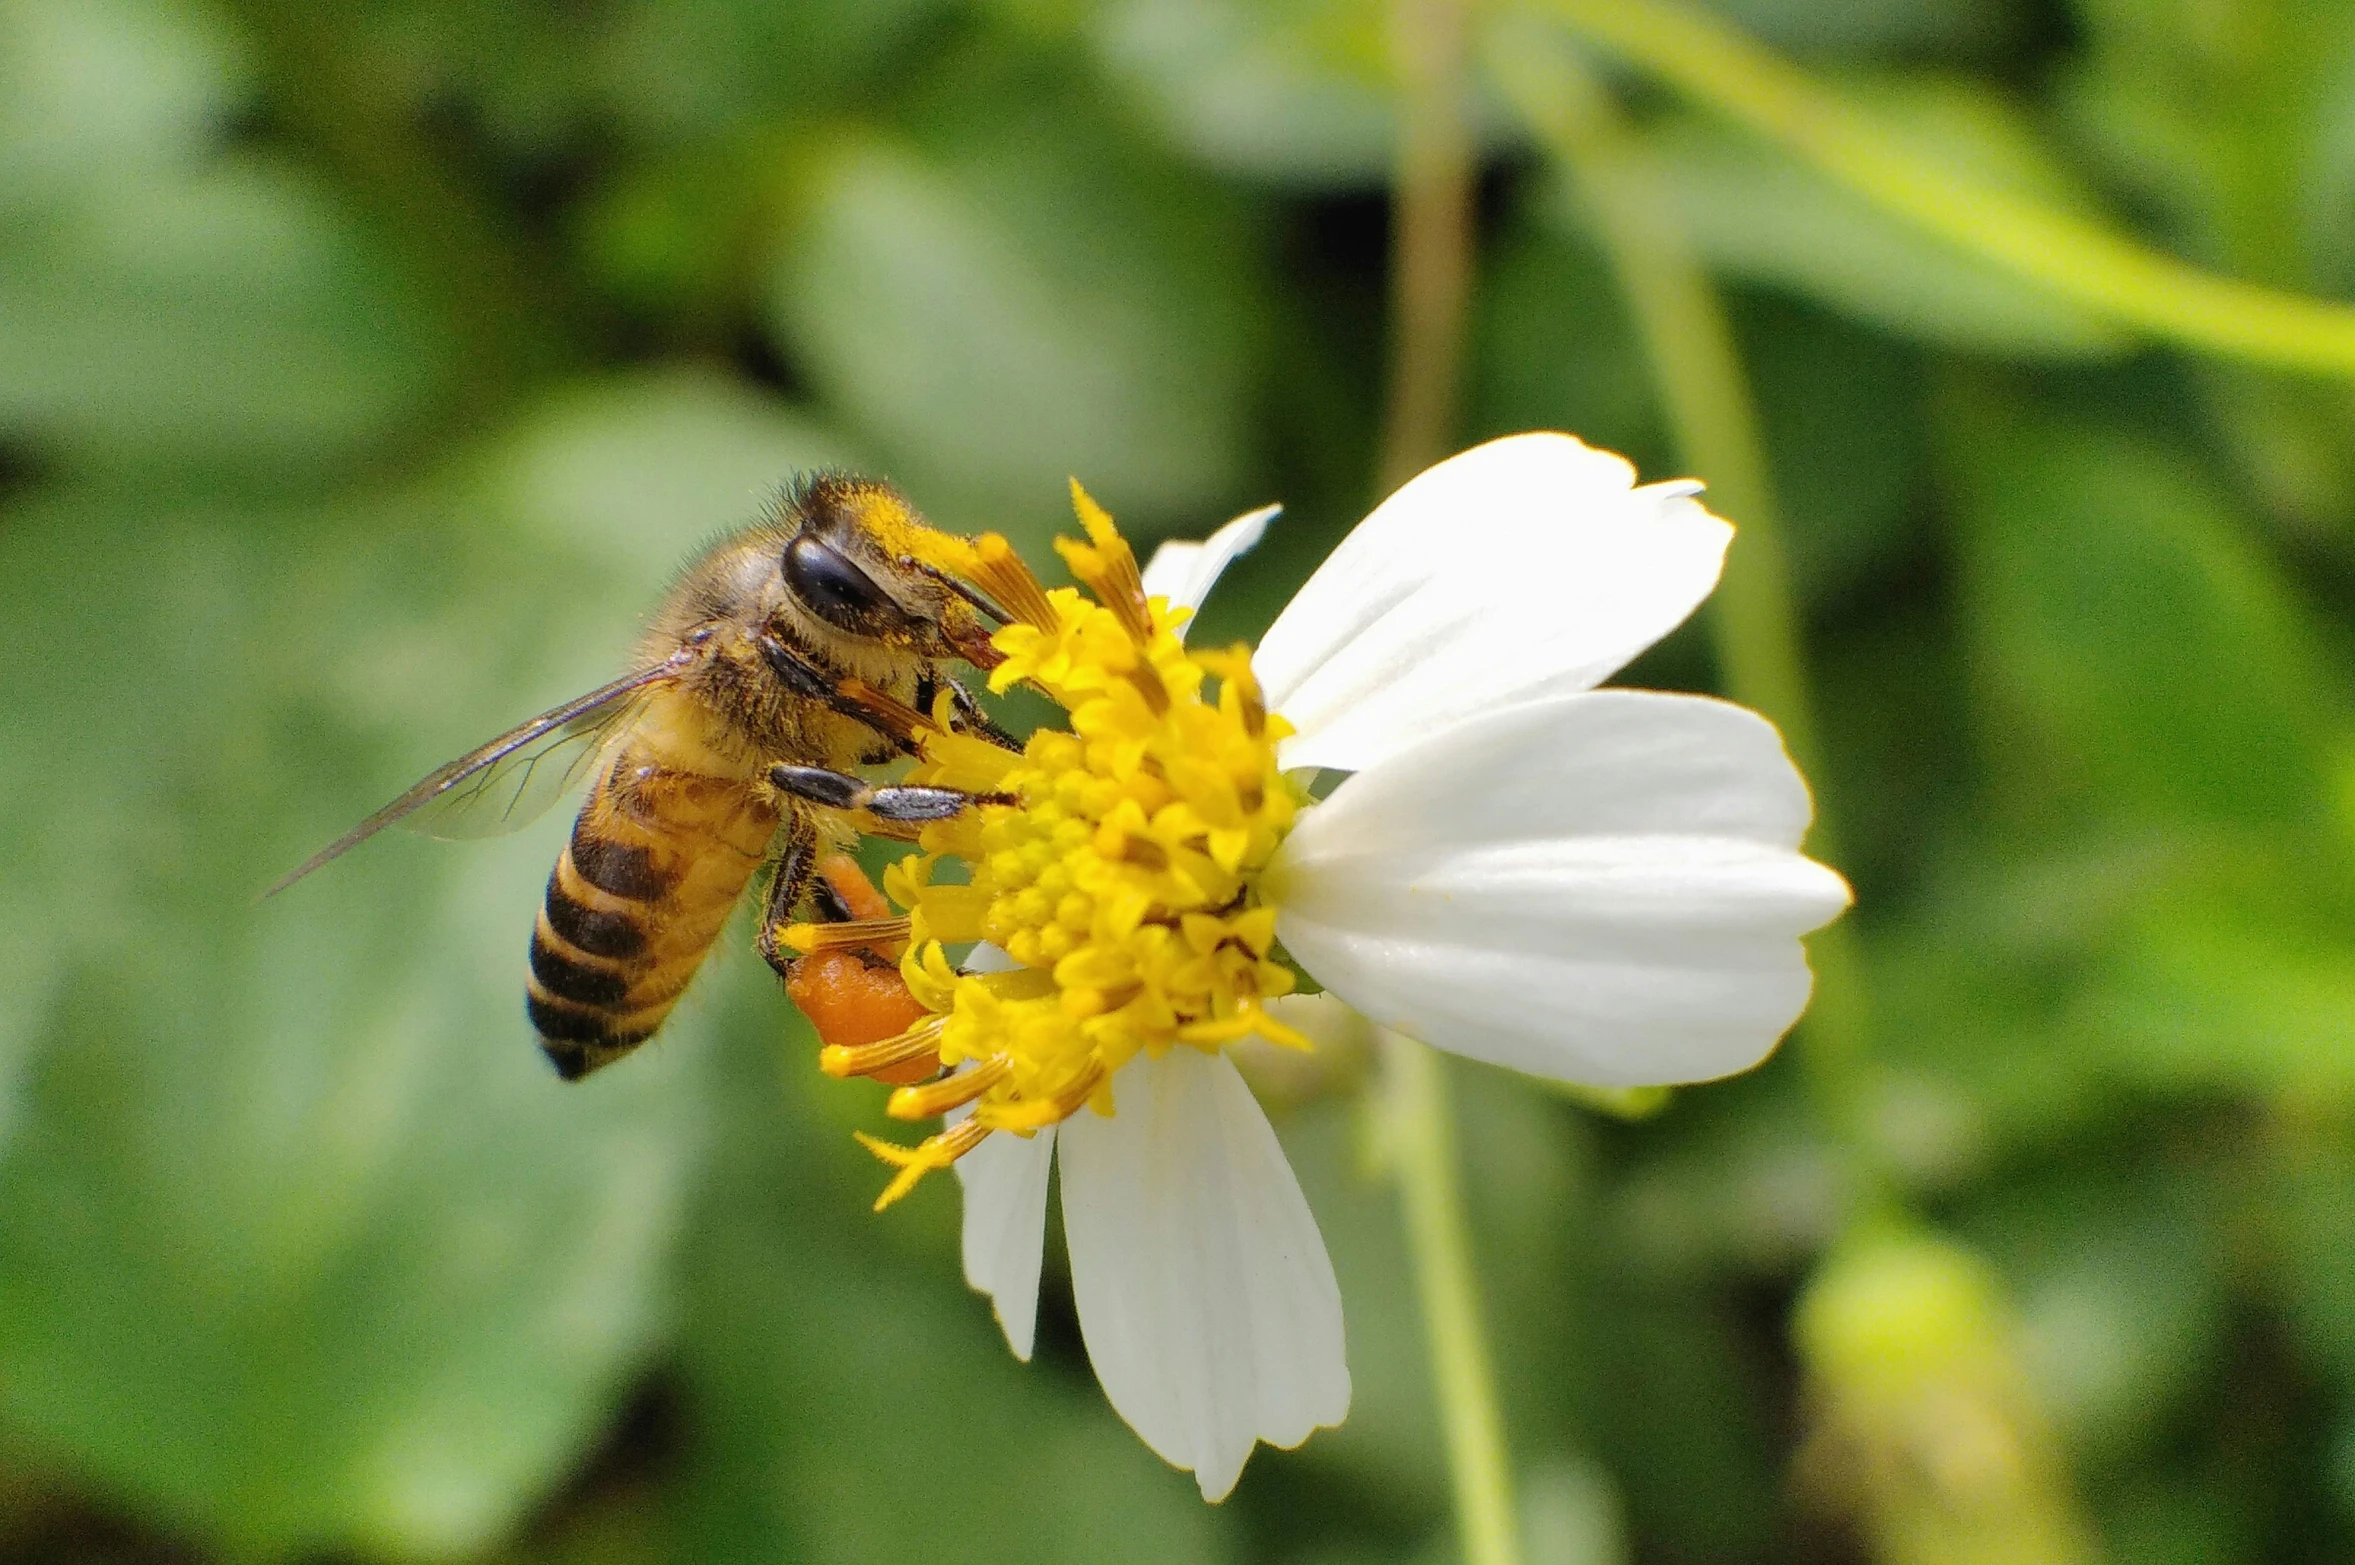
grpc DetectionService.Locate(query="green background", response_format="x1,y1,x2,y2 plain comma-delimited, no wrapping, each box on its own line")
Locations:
2,0,2352,1561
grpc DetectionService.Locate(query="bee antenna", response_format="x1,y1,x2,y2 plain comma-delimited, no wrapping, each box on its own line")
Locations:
913,561,1011,626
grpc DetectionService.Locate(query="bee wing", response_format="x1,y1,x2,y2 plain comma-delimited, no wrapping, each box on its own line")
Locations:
266,656,690,898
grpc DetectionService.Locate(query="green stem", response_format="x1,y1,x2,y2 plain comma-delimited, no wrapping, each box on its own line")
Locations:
1493,31,1891,1212
1381,0,1480,487
1537,0,2355,381
1380,1032,1522,1565
1378,2,1523,1559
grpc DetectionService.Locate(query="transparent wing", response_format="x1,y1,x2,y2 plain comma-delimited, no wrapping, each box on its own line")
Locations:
403,701,627,844
266,656,688,897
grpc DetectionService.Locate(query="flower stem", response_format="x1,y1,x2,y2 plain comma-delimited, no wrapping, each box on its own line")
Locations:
1381,0,1479,488
1535,0,2355,380
1380,1031,1523,1565
1378,4,1524,1560
1493,32,1892,1213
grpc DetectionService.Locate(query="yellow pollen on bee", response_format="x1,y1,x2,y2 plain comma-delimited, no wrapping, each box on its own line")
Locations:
842,491,1312,1206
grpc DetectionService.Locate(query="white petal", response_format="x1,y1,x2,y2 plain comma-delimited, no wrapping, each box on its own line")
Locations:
953,1115,1055,1361
1267,690,1852,1086
1140,503,1281,628
1252,433,1731,773
950,940,1050,1361
1058,1048,1349,1501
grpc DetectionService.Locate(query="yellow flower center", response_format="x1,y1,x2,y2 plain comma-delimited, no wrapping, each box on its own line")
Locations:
827,486,1310,1208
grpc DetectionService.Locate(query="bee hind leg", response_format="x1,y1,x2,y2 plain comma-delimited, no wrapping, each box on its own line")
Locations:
756,808,905,980
755,812,819,982
761,823,939,1080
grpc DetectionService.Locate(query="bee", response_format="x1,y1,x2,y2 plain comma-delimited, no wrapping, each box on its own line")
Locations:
271,473,1016,1080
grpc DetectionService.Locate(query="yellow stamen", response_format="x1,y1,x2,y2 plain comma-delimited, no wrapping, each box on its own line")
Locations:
823,488,1316,1211
887,1054,1011,1120
969,533,1060,632
978,1058,1108,1131
858,1116,990,1210
780,917,913,955
1058,479,1153,643
820,1016,947,1080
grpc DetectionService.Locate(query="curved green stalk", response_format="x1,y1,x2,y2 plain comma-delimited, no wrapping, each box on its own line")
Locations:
1538,0,2355,381
1497,33,2103,1561
1380,1032,1523,1565
1379,2,1524,1560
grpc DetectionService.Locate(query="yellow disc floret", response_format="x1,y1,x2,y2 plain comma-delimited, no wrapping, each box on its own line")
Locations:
844,485,1311,1208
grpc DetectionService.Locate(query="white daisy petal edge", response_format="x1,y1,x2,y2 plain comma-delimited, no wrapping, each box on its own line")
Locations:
949,941,1053,1361
1251,432,1731,774
952,1111,1054,1361
1140,503,1280,620
1058,1047,1349,1502
1266,689,1853,1087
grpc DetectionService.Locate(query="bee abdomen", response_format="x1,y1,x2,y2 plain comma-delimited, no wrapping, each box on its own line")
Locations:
527,770,773,1081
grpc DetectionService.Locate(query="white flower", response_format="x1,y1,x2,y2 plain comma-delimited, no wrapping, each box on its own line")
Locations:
948,432,1852,1499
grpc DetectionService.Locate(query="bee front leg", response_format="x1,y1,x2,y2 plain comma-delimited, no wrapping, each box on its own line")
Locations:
942,674,1020,751
767,764,1006,826
756,633,927,755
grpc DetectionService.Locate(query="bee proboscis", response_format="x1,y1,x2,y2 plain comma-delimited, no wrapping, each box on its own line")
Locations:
272,473,1013,1079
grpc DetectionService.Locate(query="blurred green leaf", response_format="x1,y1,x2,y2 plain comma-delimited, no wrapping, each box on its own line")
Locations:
0,0,453,476
1601,1071,1842,1283
1737,291,1927,601
1581,1274,1781,1558
1469,208,1668,474
1965,1167,2225,1468
2269,1120,2355,1396
1873,827,2355,1125
1948,408,2346,834
2058,0,2355,285
766,73,1264,537
673,1016,1236,1564
1518,1455,1628,1565
1700,0,2019,61
1635,78,2129,357
2054,0,2355,533
1092,0,1397,187
598,0,952,143
0,480,713,1556
0,161,455,474
483,368,861,580
0,0,244,193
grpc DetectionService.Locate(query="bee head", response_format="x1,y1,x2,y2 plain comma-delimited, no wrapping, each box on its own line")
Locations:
775,474,1003,669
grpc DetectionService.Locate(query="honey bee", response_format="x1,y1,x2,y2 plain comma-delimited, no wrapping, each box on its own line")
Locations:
271,473,1014,1080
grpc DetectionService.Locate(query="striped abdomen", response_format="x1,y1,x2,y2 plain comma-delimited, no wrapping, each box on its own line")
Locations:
528,740,779,1079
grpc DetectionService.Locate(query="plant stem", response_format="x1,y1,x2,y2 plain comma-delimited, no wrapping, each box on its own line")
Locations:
1494,33,1891,1212
1379,3,1524,1561
1538,0,2355,381
1382,0,1479,488
1380,1031,1523,1565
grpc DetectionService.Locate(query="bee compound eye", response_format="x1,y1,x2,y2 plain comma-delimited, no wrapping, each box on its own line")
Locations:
783,533,901,633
